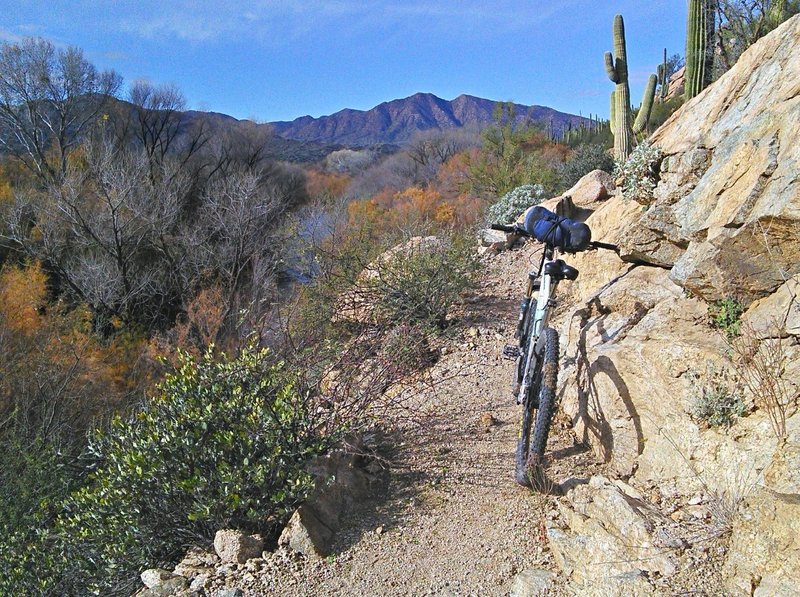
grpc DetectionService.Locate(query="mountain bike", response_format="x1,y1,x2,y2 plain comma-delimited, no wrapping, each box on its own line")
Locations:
491,210,611,486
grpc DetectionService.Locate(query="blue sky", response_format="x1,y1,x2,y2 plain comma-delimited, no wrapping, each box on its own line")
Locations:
1,1,687,123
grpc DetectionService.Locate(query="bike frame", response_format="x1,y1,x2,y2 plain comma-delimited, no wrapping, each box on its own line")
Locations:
517,244,559,405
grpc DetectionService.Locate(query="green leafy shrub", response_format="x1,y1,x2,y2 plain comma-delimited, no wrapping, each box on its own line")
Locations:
690,363,746,428
486,184,546,224
710,297,744,338
558,144,615,189
49,346,326,595
614,141,663,204
0,438,79,597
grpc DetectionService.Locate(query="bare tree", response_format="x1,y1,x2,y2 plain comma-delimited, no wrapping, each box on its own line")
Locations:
714,0,800,71
6,137,196,329
198,164,300,336
405,129,474,185
0,37,121,185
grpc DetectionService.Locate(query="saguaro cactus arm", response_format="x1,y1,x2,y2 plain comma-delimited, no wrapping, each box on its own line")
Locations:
605,52,619,83
633,74,658,134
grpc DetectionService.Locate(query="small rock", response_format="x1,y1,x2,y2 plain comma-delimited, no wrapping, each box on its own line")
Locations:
510,568,555,597
375,525,384,535
479,228,510,252
479,412,498,429
138,576,188,597
278,507,334,559
141,569,175,589
188,574,209,593
214,529,264,564
215,589,243,597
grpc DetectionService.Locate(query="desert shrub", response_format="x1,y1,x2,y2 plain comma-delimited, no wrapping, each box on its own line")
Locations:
709,297,744,338
729,322,794,440
0,438,80,596
368,233,480,329
46,346,326,595
558,144,615,188
690,363,747,428
614,141,663,204
486,184,546,224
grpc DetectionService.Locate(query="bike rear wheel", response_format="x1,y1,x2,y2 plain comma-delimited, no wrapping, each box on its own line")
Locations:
514,327,559,485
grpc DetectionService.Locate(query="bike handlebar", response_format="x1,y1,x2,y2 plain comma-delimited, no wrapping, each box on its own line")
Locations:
490,223,619,253
490,223,522,234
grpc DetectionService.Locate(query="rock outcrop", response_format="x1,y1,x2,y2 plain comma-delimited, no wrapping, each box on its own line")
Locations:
619,15,800,305
545,16,800,596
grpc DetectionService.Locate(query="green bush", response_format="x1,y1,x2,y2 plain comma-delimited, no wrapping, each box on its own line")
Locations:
614,141,663,204
558,144,615,189
369,233,479,329
486,184,546,224
44,346,325,595
0,438,79,596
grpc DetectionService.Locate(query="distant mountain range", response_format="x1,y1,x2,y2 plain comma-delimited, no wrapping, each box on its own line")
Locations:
269,92,588,146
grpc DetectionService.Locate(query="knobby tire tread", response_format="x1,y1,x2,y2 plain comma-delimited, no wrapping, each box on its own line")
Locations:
529,327,559,465
514,327,559,485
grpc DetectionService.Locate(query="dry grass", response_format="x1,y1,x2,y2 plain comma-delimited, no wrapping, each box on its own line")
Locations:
728,321,794,440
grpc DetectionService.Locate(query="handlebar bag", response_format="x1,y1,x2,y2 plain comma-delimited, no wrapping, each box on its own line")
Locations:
522,206,591,252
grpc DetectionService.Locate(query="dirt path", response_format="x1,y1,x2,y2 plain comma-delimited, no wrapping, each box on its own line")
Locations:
229,242,602,596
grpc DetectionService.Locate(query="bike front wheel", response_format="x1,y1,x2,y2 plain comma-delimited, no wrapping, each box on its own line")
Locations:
514,326,559,485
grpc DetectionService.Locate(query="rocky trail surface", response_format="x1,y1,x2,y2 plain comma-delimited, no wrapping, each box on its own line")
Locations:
155,236,736,597
223,242,599,596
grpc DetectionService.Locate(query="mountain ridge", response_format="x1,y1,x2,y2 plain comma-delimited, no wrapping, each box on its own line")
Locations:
269,92,589,146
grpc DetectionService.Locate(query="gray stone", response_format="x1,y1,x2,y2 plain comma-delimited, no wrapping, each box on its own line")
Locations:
188,574,209,593
478,228,509,252
141,568,175,589
278,506,334,559
213,529,264,564
509,568,555,597
138,576,189,597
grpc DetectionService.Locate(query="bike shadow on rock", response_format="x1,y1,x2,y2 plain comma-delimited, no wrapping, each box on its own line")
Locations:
563,295,645,474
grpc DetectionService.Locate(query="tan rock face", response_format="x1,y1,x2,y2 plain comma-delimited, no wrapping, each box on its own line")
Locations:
547,476,672,595
618,15,800,304
541,18,800,597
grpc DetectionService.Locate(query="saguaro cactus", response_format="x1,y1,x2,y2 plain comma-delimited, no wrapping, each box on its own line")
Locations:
657,48,669,102
605,14,634,161
686,0,715,99
633,74,657,134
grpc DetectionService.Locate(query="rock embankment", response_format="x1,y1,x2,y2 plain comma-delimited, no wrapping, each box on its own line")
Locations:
548,15,800,596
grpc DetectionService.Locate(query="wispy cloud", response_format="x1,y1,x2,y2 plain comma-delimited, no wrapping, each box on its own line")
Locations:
112,0,581,45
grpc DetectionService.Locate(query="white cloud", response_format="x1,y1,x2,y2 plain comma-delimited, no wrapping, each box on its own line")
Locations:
111,0,581,45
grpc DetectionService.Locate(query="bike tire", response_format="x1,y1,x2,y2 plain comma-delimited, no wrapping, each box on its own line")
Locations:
514,326,558,484
529,327,559,464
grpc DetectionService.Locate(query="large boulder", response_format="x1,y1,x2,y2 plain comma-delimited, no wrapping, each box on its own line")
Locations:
618,15,800,304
